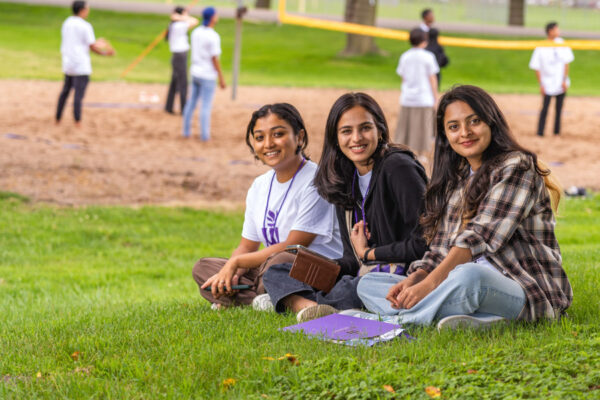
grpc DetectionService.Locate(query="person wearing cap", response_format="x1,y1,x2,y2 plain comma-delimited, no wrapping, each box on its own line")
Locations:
55,1,114,127
164,6,199,115
182,7,226,141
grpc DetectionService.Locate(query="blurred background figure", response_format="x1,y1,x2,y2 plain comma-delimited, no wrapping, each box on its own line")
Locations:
529,21,574,137
420,8,434,32
395,28,439,159
164,5,198,115
182,6,226,141
55,0,114,127
425,28,449,89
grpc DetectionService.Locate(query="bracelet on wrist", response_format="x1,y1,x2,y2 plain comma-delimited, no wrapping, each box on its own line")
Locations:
362,247,374,263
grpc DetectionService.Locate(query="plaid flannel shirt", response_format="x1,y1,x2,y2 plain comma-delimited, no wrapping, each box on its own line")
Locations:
408,152,572,321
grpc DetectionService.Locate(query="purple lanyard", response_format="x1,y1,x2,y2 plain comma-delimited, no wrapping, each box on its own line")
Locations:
351,169,370,226
262,157,306,245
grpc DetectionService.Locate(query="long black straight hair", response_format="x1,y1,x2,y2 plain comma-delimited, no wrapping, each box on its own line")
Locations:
421,85,556,242
314,92,414,208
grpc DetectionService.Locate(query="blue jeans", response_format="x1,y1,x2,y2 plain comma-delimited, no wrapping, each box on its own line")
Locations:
182,77,216,140
357,263,526,325
263,263,364,313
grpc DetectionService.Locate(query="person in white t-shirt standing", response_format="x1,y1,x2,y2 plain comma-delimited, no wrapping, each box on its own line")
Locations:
395,28,439,156
164,6,198,115
55,1,114,127
529,22,574,137
182,7,226,141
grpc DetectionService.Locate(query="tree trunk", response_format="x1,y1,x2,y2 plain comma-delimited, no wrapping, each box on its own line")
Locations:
341,0,380,56
508,0,525,27
255,0,270,10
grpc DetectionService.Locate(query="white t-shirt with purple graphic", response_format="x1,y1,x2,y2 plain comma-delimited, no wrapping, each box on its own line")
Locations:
242,160,343,259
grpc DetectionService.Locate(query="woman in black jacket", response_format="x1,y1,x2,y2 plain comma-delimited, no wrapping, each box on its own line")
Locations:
261,92,429,321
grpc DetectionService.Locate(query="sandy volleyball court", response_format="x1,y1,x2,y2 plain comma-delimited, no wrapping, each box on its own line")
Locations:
1,80,598,207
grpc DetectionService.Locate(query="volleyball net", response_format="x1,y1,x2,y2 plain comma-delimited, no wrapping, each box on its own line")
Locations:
277,0,600,50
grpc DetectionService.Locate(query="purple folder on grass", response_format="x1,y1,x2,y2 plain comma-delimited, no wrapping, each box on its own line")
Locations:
282,313,403,341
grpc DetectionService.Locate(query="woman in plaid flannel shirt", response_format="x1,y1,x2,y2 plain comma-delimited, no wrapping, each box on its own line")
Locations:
357,85,572,329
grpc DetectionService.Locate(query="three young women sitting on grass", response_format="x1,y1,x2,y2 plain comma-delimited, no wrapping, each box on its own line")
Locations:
193,85,572,328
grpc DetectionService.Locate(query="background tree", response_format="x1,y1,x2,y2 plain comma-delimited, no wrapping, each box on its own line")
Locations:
255,0,270,9
341,0,380,56
508,0,525,26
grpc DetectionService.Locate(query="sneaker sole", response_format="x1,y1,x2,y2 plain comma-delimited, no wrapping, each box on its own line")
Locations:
296,304,338,323
437,315,507,331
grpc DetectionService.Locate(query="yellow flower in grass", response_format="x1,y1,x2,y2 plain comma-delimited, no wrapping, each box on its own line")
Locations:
425,386,442,398
222,378,236,390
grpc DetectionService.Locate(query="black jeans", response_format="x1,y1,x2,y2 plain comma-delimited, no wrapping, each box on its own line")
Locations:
165,51,188,113
537,93,566,136
56,75,90,122
263,262,365,313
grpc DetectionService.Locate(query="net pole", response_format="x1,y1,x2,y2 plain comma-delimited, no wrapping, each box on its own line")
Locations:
231,2,246,100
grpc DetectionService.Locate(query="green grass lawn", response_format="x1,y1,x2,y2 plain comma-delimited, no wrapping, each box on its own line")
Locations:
0,3,599,95
1,192,599,398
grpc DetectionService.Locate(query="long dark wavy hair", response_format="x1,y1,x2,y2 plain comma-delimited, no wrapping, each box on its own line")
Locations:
421,85,552,242
314,92,414,208
245,103,309,161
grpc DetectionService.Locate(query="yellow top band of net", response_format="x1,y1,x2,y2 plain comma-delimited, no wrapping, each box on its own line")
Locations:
278,0,600,50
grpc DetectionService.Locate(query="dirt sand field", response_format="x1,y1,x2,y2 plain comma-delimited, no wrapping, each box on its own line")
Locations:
1,80,598,208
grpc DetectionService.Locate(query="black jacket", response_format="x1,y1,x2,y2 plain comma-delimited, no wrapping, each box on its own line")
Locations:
335,149,429,276
426,43,449,69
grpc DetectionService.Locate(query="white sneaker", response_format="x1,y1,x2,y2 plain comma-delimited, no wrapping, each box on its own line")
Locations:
437,314,507,331
210,303,220,311
252,294,274,312
296,304,338,323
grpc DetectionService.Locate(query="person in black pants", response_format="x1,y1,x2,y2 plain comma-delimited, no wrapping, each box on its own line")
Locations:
55,1,114,126
537,92,565,137
164,6,198,114
528,22,574,136
56,75,90,124
262,92,429,322
425,28,449,89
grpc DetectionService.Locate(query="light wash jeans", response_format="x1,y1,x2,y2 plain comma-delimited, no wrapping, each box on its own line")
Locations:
182,77,216,140
357,263,526,326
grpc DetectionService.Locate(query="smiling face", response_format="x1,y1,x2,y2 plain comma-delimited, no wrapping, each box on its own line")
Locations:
336,106,380,175
443,100,492,171
251,112,303,174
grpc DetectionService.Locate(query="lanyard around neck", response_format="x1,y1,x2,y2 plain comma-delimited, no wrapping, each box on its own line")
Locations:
262,157,306,239
351,168,371,225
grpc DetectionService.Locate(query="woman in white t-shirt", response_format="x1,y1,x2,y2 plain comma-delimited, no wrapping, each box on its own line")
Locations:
193,103,343,308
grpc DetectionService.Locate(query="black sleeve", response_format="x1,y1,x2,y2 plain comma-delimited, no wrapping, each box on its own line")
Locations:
373,155,429,264
438,50,449,68
333,206,360,277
